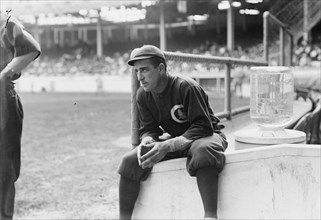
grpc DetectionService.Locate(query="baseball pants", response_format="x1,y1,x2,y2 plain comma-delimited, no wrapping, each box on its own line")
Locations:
0,85,23,220
118,133,228,181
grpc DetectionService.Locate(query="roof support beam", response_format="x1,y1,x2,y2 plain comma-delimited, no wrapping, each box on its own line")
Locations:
159,0,167,51
227,1,235,54
96,10,103,58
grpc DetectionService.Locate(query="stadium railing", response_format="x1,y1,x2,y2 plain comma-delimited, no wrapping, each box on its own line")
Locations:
263,11,294,66
130,51,268,146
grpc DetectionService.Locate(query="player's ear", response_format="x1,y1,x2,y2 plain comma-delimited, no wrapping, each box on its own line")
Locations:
159,63,166,74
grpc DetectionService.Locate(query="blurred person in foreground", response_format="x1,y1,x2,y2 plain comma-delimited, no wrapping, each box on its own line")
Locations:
118,45,228,219
0,12,40,219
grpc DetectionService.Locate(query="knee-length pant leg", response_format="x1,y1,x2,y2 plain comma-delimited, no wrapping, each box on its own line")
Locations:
117,147,152,182
186,133,227,176
118,133,228,180
0,90,23,219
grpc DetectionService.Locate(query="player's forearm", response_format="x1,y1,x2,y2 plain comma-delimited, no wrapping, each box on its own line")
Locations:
1,52,39,78
164,136,192,152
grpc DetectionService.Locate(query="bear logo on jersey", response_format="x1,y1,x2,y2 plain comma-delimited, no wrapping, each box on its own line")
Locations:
170,104,187,123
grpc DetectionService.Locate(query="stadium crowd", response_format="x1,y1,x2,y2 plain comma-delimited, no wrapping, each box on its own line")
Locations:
23,38,320,78
24,41,264,77
294,38,321,67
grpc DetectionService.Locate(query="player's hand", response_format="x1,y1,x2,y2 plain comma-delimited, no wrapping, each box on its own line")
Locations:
136,137,155,167
141,142,170,169
137,144,152,167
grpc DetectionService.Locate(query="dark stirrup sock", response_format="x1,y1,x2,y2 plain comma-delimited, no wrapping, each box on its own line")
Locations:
196,166,219,218
119,176,140,220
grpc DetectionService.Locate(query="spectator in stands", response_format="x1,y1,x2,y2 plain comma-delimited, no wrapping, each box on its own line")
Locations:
117,45,227,219
95,75,104,96
232,67,247,98
0,12,41,219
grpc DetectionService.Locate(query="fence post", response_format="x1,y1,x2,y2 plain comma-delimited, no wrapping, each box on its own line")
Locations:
225,63,232,120
280,27,285,66
303,0,311,43
263,12,269,64
131,68,140,148
290,34,293,66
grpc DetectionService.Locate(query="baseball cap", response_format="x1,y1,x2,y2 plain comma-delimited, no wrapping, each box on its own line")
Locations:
128,45,166,66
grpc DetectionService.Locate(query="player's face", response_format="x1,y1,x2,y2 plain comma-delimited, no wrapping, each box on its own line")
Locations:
133,59,163,92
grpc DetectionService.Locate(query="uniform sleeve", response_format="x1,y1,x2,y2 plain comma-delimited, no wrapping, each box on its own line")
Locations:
6,16,41,59
180,82,214,140
136,88,163,140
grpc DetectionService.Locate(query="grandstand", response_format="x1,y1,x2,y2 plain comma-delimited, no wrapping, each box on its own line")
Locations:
1,1,318,52
1,0,320,75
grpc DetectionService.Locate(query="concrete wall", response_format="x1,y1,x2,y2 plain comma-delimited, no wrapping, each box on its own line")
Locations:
132,144,321,219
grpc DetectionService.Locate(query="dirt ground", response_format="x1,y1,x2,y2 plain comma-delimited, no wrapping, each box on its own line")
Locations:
15,93,131,219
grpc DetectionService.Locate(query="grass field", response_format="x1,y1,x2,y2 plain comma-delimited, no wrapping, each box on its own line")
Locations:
14,92,249,219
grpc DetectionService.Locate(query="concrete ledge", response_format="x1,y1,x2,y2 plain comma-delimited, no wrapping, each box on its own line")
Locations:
132,144,321,219
226,143,319,163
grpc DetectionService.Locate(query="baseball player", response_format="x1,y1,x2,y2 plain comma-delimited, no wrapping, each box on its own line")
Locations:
0,12,41,219
118,45,227,219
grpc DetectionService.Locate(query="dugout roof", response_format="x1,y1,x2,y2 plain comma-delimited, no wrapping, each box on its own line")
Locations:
0,1,140,16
